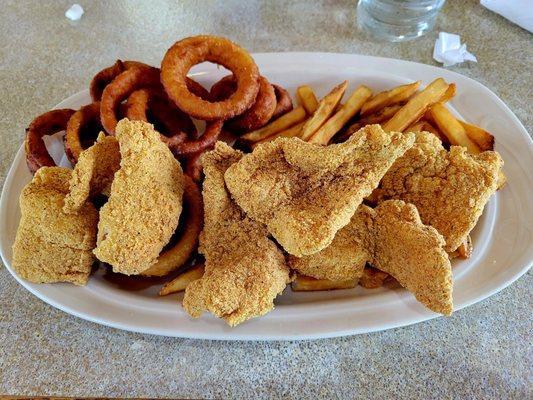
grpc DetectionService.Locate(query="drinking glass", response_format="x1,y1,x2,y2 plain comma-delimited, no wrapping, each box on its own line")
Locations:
357,0,446,42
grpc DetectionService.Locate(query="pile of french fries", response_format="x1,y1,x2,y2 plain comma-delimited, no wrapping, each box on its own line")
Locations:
160,78,502,295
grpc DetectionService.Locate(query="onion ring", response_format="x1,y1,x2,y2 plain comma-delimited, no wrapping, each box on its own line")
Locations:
100,65,161,134
184,151,205,182
90,60,149,102
25,109,76,174
270,84,294,120
161,35,260,121
141,175,203,277
64,102,104,165
211,75,277,132
171,120,223,156
126,88,196,147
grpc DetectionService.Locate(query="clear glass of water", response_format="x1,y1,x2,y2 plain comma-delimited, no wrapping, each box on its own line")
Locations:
357,0,446,42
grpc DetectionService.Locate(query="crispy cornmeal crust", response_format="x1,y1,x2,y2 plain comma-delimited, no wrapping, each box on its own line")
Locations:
224,124,415,257
183,142,290,326
12,167,98,285
378,131,502,252
289,200,453,315
63,133,120,213
94,119,184,275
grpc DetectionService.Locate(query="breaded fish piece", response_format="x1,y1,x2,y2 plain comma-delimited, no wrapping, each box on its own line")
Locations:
378,131,503,252
289,200,453,315
94,119,184,275
63,133,120,213
183,142,291,326
288,206,373,281
12,167,98,285
372,201,452,315
224,125,415,257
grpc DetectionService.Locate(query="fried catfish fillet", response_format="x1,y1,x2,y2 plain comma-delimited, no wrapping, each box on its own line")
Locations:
224,124,415,257
289,200,452,315
12,167,98,285
63,133,120,213
378,131,503,252
94,119,184,275
183,142,291,326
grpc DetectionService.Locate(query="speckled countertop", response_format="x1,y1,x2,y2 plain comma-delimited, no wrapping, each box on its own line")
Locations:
1,1,531,399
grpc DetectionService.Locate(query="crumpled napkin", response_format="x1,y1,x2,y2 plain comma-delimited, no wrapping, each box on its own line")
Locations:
65,4,84,21
433,32,477,67
481,0,533,33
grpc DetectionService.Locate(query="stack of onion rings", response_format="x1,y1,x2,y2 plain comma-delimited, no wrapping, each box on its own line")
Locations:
270,84,294,120
90,60,149,102
161,35,260,121
210,75,277,132
25,109,76,173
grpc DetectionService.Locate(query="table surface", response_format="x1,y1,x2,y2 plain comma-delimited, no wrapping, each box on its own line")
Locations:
1,1,531,399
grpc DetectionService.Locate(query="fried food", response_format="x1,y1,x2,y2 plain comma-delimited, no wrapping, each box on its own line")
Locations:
378,131,503,252
183,142,290,326
291,275,357,291
459,120,495,151
89,60,149,102
25,109,76,173
383,78,449,132
288,206,373,281
372,201,452,315
289,200,452,315
428,102,480,153
359,266,389,289
211,75,277,132
296,85,319,114
100,65,161,135
159,263,205,296
251,120,306,148
63,133,120,213
141,176,203,277
241,106,307,142
12,167,98,285
361,81,420,116
270,84,294,120
94,119,184,275
161,35,260,121
309,85,372,145
126,87,195,144
64,102,104,165
224,124,415,256
300,81,347,141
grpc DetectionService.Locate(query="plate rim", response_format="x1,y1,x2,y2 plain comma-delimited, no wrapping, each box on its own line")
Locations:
1,52,532,340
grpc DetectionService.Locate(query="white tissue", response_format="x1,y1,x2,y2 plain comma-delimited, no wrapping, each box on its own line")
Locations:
65,4,84,21
481,0,533,33
433,32,477,67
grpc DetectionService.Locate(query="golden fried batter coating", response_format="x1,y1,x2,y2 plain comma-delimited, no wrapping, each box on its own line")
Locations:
183,142,290,326
289,200,452,315
63,133,120,213
224,125,415,257
12,167,98,285
94,119,184,275
378,132,503,252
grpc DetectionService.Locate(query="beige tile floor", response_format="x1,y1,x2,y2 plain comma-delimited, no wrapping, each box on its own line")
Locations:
0,1,531,398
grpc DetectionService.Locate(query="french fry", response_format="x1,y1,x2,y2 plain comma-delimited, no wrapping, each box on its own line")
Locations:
347,104,403,135
241,106,307,142
440,83,456,103
457,235,473,259
383,78,449,132
300,81,348,141
291,275,357,291
361,81,420,116
407,120,448,143
251,120,307,148
159,264,205,296
296,85,319,114
309,85,372,145
359,266,389,289
405,120,426,132
459,121,495,151
428,103,480,154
